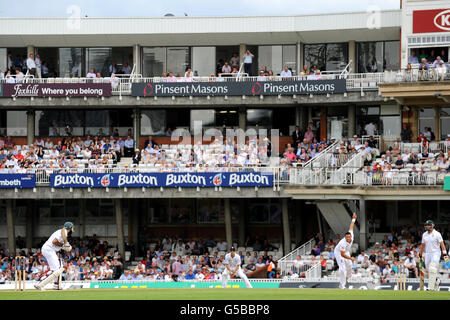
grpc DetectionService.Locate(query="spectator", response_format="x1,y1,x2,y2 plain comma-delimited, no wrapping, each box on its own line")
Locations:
409,51,419,64
280,65,292,78
243,49,254,76
26,53,37,76
400,123,412,143
221,61,231,74
230,52,239,69
86,69,96,78
257,70,266,81
124,136,134,157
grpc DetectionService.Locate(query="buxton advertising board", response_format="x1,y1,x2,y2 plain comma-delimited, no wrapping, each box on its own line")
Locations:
2,83,112,98
50,172,273,188
413,9,450,33
131,79,346,97
0,174,36,188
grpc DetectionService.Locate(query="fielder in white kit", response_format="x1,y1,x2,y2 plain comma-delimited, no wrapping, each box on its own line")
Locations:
334,212,357,289
222,246,253,288
419,220,448,291
34,222,73,290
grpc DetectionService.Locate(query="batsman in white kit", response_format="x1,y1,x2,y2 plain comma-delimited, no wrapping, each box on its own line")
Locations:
222,247,253,288
334,212,357,289
419,220,448,291
34,222,73,291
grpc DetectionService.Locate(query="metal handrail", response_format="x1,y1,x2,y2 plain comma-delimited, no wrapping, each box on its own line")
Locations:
278,238,315,275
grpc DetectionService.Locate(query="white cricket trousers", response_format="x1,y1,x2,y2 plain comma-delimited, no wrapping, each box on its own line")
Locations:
425,252,441,270
42,245,61,271
222,268,253,288
336,257,352,289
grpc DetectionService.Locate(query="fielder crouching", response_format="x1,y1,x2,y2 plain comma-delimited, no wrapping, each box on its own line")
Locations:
34,222,73,291
222,246,253,288
419,220,448,291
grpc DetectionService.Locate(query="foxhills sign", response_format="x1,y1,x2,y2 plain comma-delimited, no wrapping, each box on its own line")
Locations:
131,79,346,97
2,83,112,98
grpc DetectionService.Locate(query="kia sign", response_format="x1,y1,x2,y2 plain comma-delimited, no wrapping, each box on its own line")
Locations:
131,79,346,97
413,9,450,33
2,83,112,98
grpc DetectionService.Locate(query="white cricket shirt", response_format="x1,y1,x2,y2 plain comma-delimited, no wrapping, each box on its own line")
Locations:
422,229,443,254
43,229,65,252
334,230,354,259
224,253,242,270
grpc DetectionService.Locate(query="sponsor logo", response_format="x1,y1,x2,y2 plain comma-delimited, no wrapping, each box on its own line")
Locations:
100,174,111,187
434,9,450,31
251,82,262,95
212,173,222,186
143,83,154,95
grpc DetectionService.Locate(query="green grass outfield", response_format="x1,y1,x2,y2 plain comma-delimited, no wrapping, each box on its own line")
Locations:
0,288,448,300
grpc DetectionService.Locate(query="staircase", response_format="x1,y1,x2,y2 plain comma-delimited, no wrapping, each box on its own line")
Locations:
326,151,365,185
278,238,315,276
316,201,360,244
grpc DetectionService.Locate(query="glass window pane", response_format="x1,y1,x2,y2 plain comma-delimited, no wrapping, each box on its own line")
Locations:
167,47,190,76
357,42,383,73
58,48,83,78
170,199,193,224
35,110,85,136
380,115,401,137
384,41,400,71
141,110,166,136
304,44,327,71
192,47,215,77
191,109,215,133
258,45,282,74
0,48,6,73
419,107,435,118
282,45,297,74
326,43,348,72
142,47,166,77
419,119,435,135
197,199,223,223
148,199,168,224
7,111,26,136
246,109,272,126
111,47,133,74
440,107,450,140
86,48,112,77
85,110,110,137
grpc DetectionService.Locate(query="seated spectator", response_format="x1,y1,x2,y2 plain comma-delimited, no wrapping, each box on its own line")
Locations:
257,70,266,82
280,65,292,78
86,69,96,78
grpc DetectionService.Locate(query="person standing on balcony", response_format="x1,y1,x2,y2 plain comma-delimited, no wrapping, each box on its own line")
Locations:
243,49,254,76
400,123,412,143
409,51,419,65
26,53,37,77
35,54,42,78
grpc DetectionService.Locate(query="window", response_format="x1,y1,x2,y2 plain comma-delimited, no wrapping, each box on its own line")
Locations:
7,111,27,136
35,110,85,136
141,110,166,136
304,43,348,72
258,45,282,74
142,47,190,77
327,106,348,140
85,48,112,76
246,109,273,130
282,45,297,74
357,41,399,73
58,48,83,77
356,106,380,136
0,48,6,73
419,107,436,136
440,107,450,140
170,199,193,224
197,199,223,223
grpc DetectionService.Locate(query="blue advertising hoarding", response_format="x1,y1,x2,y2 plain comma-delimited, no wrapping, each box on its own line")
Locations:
50,172,273,188
0,174,36,188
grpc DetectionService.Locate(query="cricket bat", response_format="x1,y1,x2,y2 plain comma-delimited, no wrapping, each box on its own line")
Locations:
419,258,424,291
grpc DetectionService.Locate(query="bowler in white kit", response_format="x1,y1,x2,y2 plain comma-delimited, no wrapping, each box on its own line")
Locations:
222,246,253,288
419,220,448,291
334,212,357,289
34,222,73,290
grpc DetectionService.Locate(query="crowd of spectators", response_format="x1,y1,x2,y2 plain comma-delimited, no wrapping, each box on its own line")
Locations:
0,234,124,283
285,225,450,281
0,235,281,283
0,133,138,173
407,49,450,81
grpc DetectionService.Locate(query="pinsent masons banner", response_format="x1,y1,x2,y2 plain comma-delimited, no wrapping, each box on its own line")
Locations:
131,79,346,97
0,174,36,188
2,83,112,98
50,172,273,188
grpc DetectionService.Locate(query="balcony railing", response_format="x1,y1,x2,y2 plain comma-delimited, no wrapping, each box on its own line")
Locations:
4,166,446,187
